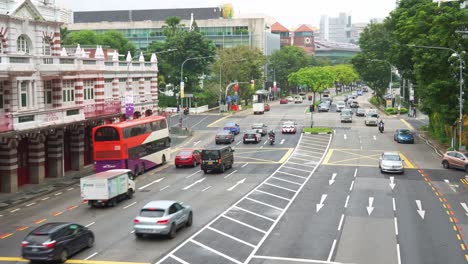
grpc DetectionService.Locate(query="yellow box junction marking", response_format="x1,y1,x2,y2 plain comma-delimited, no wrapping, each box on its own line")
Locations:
322,149,415,168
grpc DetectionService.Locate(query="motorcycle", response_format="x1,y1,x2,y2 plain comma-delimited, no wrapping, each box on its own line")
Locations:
269,136,275,145
378,123,384,133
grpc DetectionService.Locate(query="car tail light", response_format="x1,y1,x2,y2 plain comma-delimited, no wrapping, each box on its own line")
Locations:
133,219,140,223
42,240,56,249
218,159,223,163
157,219,169,224
21,241,29,247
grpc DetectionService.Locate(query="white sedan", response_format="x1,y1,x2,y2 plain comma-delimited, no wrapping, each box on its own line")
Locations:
282,121,297,134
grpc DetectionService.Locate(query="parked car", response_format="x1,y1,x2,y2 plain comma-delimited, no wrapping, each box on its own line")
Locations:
394,129,415,144
175,149,202,167
243,130,262,143
318,103,330,112
442,151,468,171
21,222,94,263
379,152,404,174
336,101,346,112
264,103,270,111
200,146,234,173
280,98,288,104
252,123,268,136
294,96,303,104
223,122,240,135
350,101,360,108
365,113,379,126
356,108,367,117
287,96,294,102
282,121,297,134
133,200,192,239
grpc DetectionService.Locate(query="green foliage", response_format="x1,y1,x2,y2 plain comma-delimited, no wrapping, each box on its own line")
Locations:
162,16,184,37
369,95,384,106
385,107,408,115
268,46,310,90
303,127,333,134
62,29,98,46
62,30,136,57
157,94,177,107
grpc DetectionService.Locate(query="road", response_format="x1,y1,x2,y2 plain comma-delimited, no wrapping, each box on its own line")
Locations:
0,94,467,264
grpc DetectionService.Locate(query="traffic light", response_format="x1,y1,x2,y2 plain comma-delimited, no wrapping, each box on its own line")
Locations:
234,83,239,92
250,80,255,89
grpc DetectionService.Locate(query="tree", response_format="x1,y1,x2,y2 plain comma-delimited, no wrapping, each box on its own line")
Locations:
62,29,98,46
62,30,136,57
60,27,70,42
325,64,359,88
288,67,335,103
162,16,184,37
268,46,310,92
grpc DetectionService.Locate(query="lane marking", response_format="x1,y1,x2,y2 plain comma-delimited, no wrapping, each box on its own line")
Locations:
233,206,275,222
67,205,78,210
282,166,310,173
189,115,210,129
241,163,249,168
280,139,285,145
34,218,46,224
16,226,28,231
84,252,98,260
182,177,206,190
52,212,63,216
252,255,348,264
264,140,268,145
208,226,256,248
327,239,337,262
373,135,377,140
278,148,295,163
224,170,238,179
393,197,396,212
26,202,36,207
0,233,13,239
400,118,415,130
287,161,316,168
344,134,347,140
264,182,297,193
236,141,242,146
222,215,267,234
54,192,62,196
271,176,302,186
394,217,399,236
186,170,201,179
349,180,355,191
85,222,95,228
245,197,284,211
338,214,345,231
138,177,165,190
10,208,20,213
344,195,350,208
123,202,137,209
170,255,190,264
294,152,323,159
354,168,358,178
191,239,243,264
67,187,74,191
160,185,170,191
255,189,290,201
201,186,212,192
193,140,201,146
277,171,307,179
397,244,402,264
227,178,246,191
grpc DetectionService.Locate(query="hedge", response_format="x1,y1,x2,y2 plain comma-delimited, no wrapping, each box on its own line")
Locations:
385,107,408,115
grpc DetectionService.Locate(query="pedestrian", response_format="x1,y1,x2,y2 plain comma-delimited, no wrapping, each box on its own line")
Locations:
413,107,417,118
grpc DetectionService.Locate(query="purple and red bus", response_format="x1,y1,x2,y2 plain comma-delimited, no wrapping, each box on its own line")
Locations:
92,115,171,175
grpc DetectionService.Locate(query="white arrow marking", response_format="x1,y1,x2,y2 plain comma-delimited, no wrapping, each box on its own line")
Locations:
316,194,328,212
182,177,206,190
344,134,347,140
415,200,425,219
444,179,458,192
389,176,396,190
138,177,165,190
373,135,377,140
367,197,375,215
280,139,285,145
193,140,201,146
460,203,468,216
329,173,337,185
227,178,246,191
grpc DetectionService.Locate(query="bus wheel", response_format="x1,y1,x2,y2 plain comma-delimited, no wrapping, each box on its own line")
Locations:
162,155,167,164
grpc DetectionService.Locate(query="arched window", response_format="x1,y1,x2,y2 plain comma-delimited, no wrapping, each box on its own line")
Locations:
43,38,51,55
17,35,30,54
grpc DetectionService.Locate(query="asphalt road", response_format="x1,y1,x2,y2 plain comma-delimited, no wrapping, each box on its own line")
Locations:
1,94,467,264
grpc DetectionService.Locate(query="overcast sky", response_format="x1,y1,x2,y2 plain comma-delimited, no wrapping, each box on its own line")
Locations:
55,0,396,27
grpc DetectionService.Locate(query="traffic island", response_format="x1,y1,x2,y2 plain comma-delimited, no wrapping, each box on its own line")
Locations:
303,127,333,134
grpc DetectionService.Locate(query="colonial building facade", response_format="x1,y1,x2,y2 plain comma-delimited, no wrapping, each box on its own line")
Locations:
0,0,159,193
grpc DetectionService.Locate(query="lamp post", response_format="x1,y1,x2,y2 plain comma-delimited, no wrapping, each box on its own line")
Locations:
408,44,465,150
370,59,394,97
219,58,246,113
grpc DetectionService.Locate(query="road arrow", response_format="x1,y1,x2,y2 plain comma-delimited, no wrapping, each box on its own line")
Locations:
373,135,377,140
444,179,459,192
193,140,201,146
461,203,468,216
389,176,396,190
182,178,206,190
329,173,337,185
280,139,285,145
227,178,246,191
316,194,328,212
415,200,425,219
366,197,375,215
344,134,347,140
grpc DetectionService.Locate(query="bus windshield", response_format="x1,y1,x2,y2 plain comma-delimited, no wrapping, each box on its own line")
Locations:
94,127,120,142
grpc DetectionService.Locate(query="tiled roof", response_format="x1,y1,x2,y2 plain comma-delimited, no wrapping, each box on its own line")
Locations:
74,7,222,23
271,22,289,32
295,24,314,32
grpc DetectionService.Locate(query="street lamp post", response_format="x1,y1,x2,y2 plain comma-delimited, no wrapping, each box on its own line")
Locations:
219,58,246,113
408,44,465,150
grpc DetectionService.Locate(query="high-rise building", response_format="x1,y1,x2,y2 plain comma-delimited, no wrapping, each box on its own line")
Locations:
319,13,352,43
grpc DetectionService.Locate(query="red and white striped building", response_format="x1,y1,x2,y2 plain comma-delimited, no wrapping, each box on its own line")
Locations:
0,0,159,192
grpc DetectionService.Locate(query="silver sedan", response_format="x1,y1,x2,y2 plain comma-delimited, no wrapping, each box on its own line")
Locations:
379,152,404,174
133,200,193,238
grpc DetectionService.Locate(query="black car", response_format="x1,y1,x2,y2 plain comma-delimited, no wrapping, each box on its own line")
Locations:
215,130,235,144
22,222,94,263
243,130,261,143
201,146,234,173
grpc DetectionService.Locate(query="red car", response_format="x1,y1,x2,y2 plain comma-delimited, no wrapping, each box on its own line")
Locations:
264,104,270,111
175,149,201,168
280,98,288,104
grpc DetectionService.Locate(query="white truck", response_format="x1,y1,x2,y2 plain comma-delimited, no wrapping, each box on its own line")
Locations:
80,169,135,207
253,103,265,115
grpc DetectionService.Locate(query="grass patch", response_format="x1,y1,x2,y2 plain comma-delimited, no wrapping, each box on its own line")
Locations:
303,127,333,134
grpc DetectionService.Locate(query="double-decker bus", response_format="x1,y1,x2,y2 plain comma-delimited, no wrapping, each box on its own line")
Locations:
92,115,171,175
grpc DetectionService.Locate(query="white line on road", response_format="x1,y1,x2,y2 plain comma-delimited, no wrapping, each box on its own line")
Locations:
67,187,74,191
85,222,95,228
344,134,347,140
329,173,337,185
208,226,256,248
373,135,377,140
327,239,337,262
170,255,190,264
444,179,458,192
260,146,264,149
316,194,328,212
252,255,348,264
367,197,375,215
130,230,135,234
246,197,284,211
255,189,290,201
222,215,268,234
41,197,49,201
390,176,396,190
277,171,307,179
191,239,243,264
287,161,316,168
394,217,399,236
123,202,137,209
54,192,62,196
241,163,249,168
236,140,242,145
190,116,210,129
354,168,358,178
264,140,268,145
193,140,201,146
160,185,170,191
26,202,36,207
280,139,285,145
224,170,238,179
283,166,311,173
349,180,355,191
360,146,363,150
461,202,468,216
227,178,245,191
397,244,402,264
344,195,350,208
415,200,426,219
10,208,20,213
182,178,206,190
271,176,302,185
264,182,297,193
201,186,212,192
233,206,275,222
338,214,345,231
84,252,98,260
138,177,165,190
186,170,201,179
393,197,396,212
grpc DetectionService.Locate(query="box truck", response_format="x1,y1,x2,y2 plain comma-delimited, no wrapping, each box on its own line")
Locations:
80,169,135,207
253,103,265,115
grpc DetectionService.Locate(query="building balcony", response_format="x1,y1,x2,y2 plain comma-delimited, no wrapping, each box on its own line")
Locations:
0,114,14,133
84,99,122,119
0,55,35,73
11,106,85,131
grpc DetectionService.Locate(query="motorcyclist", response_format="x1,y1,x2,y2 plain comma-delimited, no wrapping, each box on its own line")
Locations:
268,130,276,139
378,120,385,132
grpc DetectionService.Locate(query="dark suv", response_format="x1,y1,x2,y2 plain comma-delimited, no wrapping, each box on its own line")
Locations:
21,222,94,263
201,146,234,173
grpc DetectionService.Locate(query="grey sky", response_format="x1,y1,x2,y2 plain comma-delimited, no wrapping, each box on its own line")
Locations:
55,0,396,27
